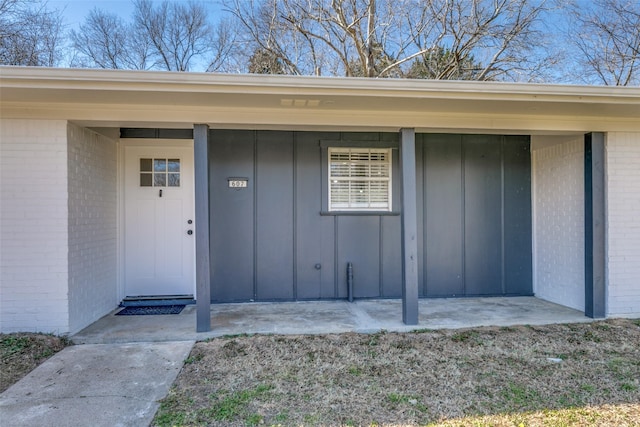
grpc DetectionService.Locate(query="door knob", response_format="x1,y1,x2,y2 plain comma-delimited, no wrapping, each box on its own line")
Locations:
187,219,193,224
187,230,193,235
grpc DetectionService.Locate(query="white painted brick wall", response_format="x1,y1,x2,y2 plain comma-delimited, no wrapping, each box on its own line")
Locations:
606,132,640,317
532,135,585,312
0,119,70,333
67,124,118,334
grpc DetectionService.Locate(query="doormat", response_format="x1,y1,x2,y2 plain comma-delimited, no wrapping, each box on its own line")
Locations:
116,305,185,316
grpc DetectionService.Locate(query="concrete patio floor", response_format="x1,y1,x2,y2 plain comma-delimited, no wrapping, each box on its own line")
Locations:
72,297,591,344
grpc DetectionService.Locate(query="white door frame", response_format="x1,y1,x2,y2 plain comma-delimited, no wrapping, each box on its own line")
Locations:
117,138,195,301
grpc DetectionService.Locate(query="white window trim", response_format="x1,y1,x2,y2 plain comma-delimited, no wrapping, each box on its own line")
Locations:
328,147,392,212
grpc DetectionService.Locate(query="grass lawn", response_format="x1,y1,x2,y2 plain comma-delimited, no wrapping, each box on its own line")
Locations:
2,320,638,426
0,333,71,393
153,319,640,426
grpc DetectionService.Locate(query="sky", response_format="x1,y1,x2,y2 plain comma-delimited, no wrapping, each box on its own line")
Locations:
49,1,135,27
48,0,224,28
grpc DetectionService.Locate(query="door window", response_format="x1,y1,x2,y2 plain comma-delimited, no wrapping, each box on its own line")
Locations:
140,158,180,187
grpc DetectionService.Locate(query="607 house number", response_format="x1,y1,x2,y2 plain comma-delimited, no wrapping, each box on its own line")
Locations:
228,179,248,188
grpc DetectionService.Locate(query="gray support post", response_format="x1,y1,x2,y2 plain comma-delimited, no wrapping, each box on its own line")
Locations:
194,124,212,332
400,128,419,325
584,133,606,318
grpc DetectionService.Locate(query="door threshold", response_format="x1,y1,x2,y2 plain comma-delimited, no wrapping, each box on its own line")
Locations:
121,295,195,307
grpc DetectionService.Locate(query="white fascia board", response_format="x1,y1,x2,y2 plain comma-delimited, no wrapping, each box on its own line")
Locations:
2,66,640,103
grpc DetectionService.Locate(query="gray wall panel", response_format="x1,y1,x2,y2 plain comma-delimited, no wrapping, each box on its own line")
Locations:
256,131,295,300
381,216,402,297
503,136,533,295
207,130,531,302
209,130,255,301
418,134,532,298
295,132,337,299
381,144,403,296
415,135,425,297
337,216,381,298
463,135,503,295
424,135,465,296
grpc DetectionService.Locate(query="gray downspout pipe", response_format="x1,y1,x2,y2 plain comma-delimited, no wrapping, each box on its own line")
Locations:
347,262,354,303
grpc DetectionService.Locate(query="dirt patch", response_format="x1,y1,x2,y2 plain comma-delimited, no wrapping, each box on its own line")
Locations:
155,319,640,426
0,333,71,393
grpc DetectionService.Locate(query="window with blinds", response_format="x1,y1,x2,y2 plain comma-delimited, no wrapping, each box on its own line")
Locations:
329,148,392,211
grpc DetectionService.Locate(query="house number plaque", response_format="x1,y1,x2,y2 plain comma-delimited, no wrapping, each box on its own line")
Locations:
228,178,248,188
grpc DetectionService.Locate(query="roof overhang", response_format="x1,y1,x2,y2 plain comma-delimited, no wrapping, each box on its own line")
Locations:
1,66,639,134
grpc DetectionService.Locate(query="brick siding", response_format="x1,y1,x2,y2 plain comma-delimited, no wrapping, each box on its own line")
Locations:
0,119,70,333
67,124,118,334
532,135,585,312
606,132,640,317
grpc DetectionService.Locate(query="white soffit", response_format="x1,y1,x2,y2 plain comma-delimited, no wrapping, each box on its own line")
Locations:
1,67,639,132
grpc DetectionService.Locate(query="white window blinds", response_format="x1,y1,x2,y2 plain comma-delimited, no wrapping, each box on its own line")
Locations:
329,148,392,211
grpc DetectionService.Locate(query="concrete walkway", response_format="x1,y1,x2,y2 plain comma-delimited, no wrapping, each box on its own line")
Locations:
72,296,590,344
0,341,193,427
1,297,589,426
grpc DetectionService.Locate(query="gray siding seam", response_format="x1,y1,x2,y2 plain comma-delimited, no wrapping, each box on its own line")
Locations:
293,133,298,300
501,137,506,294
334,216,339,297
416,134,427,296
460,136,466,295
253,131,258,300
320,143,328,212
379,216,384,296
421,137,428,296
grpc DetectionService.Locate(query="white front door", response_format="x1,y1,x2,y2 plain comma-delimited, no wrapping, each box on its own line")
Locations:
124,145,195,297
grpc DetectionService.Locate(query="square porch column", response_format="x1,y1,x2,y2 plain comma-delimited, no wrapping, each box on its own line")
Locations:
585,132,606,318
194,124,211,332
400,128,419,325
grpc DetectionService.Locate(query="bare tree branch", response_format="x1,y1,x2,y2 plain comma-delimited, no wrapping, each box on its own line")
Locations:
71,0,233,72
0,0,65,66
225,0,551,80
71,8,151,69
566,0,640,85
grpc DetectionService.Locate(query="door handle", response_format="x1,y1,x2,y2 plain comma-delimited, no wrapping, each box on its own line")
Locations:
187,230,193,235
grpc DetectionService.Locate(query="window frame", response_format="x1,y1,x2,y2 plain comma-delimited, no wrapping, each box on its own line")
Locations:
328,147,393,212
139,157,181,188
320,140,400,215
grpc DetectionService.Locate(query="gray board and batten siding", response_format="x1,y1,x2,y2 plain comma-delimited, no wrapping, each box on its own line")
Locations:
208,130,532,303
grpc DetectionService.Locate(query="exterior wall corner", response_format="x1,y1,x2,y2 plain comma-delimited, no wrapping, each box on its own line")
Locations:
67,123,119,334
0,119,71,333
531,135,585,312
